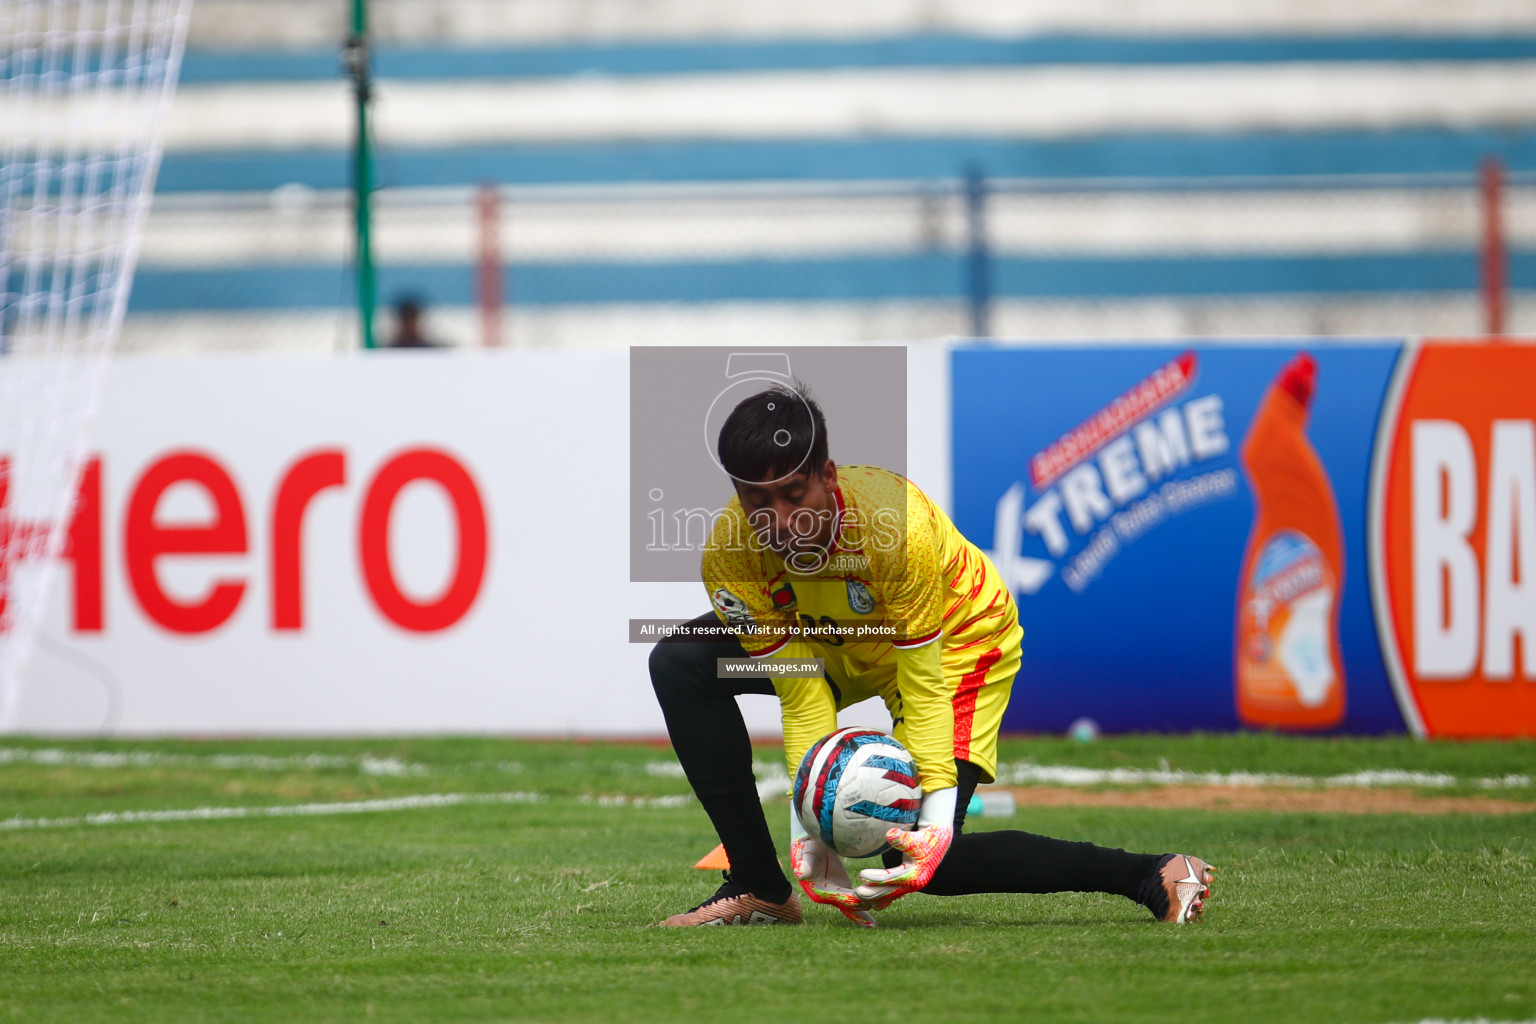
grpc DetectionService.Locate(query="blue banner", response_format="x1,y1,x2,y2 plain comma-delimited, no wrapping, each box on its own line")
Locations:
951,342,1407,735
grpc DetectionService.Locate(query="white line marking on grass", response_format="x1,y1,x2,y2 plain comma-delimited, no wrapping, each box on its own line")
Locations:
990,763,1532,790
649,758,1533,794
649,758,791,802
753,761,793,802
578,794,693,808
0,747,428,776
0,792,543,831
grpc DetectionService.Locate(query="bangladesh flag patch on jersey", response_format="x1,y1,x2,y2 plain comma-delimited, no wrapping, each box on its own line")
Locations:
770,581,796,609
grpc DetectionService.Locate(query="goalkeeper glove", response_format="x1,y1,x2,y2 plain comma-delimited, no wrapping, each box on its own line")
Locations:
853,786,956,909
789,806,877,928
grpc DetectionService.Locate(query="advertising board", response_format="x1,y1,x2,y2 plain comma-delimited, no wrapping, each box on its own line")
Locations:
1371,341,1536,738
12,350,673,735
11,345,951,737
953,339,1536,738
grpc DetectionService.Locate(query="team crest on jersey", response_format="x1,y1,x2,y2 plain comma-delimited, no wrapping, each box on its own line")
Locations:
770,581,796,609
845,579,876,614
711,588,754,626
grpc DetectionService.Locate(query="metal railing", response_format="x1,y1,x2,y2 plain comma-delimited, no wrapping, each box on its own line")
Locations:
120,168,1534,352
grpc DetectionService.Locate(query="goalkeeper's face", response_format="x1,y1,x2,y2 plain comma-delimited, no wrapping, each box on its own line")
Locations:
734,460,839,565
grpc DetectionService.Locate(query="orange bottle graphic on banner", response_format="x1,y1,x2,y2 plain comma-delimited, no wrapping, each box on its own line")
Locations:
1235,352,1346,730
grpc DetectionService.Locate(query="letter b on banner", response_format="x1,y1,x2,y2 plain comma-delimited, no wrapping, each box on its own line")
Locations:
1410,421,1480,679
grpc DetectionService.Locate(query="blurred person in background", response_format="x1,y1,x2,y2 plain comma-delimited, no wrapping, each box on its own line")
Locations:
386,294,446,349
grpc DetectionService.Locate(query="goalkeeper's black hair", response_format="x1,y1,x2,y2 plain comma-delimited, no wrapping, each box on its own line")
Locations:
717,381,829,484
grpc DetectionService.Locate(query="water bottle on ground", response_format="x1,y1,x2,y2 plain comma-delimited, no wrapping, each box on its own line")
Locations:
966,789,1016,818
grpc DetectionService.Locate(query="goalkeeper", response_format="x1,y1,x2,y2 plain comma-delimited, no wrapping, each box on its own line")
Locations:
651,382,1214,928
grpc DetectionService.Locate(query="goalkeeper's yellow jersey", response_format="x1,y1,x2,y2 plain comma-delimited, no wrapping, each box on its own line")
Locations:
702,465,1022,791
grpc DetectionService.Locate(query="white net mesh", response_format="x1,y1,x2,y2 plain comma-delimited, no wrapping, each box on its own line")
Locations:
0,0,191,728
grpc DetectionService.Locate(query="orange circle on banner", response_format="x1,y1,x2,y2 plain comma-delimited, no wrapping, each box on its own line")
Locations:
1377,340,1536,737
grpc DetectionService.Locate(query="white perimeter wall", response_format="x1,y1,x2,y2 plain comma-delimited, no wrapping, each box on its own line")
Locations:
13,343,949,737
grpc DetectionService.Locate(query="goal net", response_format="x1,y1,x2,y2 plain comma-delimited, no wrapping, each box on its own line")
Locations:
0,0,192,729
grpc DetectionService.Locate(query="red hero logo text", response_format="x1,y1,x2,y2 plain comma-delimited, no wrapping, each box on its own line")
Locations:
41,447,488,635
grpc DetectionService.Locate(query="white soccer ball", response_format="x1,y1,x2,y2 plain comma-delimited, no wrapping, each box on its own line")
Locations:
792,728,921,858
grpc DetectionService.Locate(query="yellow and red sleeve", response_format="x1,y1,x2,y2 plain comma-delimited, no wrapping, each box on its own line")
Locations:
873,488,955,791
772,647,839,780
893,640,956,791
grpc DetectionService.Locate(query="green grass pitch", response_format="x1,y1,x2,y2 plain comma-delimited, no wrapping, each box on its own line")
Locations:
1,733,1533,1023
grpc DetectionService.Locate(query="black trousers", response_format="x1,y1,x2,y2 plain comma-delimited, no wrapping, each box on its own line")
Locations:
649,612,1161,904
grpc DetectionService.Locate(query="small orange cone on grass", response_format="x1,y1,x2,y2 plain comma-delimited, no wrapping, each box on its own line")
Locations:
693,844,730,870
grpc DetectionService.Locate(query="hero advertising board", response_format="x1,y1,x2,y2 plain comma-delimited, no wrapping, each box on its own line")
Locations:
951,339,1536,739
